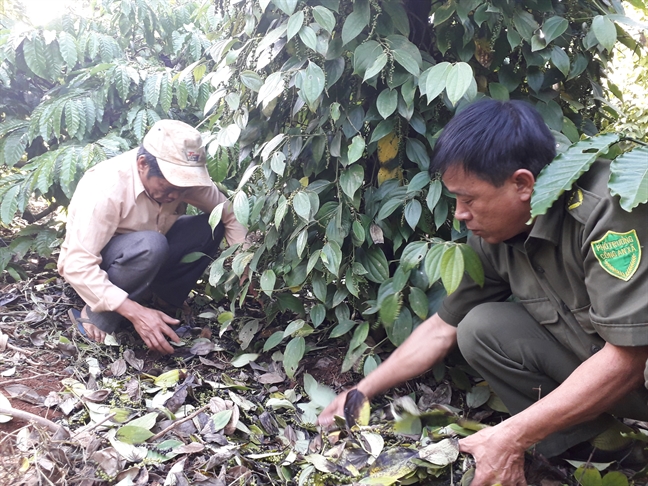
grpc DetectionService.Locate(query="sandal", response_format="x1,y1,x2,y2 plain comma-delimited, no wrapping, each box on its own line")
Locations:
68,307,93,337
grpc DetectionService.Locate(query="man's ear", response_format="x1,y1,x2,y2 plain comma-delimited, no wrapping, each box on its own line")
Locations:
136,155,148,174
510,169,535,202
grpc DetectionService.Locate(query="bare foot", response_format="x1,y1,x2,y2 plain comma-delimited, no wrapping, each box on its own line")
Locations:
81,306,107,343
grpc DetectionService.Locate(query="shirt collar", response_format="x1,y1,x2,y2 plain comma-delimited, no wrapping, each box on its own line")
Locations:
502,195,565,250
527,195,565,246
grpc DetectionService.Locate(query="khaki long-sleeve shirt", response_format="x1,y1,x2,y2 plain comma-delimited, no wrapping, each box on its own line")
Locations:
58,149,247,313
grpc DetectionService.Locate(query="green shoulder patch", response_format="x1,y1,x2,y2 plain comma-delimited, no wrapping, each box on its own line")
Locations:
591,230,641,281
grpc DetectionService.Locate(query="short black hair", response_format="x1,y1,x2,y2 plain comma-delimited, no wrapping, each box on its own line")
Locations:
137,145,165,179
430,99,556,186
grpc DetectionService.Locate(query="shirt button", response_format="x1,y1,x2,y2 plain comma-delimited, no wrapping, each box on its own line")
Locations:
590,344,601,355
535,265,544,274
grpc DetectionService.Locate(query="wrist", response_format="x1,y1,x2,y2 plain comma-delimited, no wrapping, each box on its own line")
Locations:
115,298,140,320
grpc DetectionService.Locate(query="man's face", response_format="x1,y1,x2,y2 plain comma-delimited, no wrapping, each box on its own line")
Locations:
137,158,186,204
442,165,534,244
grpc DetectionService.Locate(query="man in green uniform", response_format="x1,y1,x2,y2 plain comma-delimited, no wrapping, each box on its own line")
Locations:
318,100,648,485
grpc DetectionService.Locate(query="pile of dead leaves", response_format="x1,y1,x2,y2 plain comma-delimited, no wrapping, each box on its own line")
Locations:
1,271,647,486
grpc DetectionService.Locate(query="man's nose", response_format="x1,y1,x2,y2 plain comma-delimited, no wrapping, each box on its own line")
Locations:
454,201,471,221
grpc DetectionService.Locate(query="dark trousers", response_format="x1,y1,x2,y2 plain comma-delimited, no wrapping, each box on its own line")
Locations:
456,302,648,458
86,214,224,333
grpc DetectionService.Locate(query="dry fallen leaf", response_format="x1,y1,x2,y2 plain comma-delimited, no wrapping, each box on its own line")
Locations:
111,358,127,377
123,349,144,371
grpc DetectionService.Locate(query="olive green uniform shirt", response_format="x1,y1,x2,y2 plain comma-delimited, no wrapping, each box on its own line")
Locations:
439,160,648,362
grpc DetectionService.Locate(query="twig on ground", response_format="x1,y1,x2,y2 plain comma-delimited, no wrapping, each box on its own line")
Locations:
148,403,211,442
0,371,58,386
5,342,35,356
0,406,68,436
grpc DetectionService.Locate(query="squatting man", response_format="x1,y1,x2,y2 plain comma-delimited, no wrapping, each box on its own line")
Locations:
59,120,248,354
318,100,648,485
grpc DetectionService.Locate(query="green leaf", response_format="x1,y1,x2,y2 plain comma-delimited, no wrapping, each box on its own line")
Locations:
340,164,364,198
321,241,342,276
360,247,389,283
467,386,491,409
386,306,412,346
379,293,401,326
363,52,388,82
574,466,602,486
270,151,286,176
551,47,570,77
298,25,318,51
354,41,382,79
293,192,312,221
347,135,365,164
303,373,337,408
283,336,305,379
609,146,648,211
392,48,420,76
240,70,264,92
23,33,48,79
3,131,26,167
531,134,620,218
58,31,78,67
376,90,398,119
404,199,422,230
409,287,428,319
342,4,369,46
264,331,285,352
233,191,250,226
116,425,154,444
407,172,431,195
180,252,205,263
260,269,276,296
386,35,422,78
231,353,259,367
446,62,473,105
426,180,443,212
459,244,484,287
592,15,616,51
513,10,539,41
406,139,430,171
349,321,369,351
274,0,298,15
258,72,284,109
301,61,325,111
377,197,404,220
543,16,568,44
296,228,308,258
310,303,326,327
489,82,510,101
1,185,19,225
440,245,464,294
212,409,233,431
400,241,428,271
601,471,629,486
287,11,304,40
312,6,336,33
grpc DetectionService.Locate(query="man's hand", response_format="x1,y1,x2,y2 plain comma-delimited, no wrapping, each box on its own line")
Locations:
317,314,457,429
459,425,527,486
116,299,181,354
317,388,353,428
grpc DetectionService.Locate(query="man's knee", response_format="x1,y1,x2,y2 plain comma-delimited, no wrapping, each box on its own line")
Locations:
135,231,169,265
456,303,503,363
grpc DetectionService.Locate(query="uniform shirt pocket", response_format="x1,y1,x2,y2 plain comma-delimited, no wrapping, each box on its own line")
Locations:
520,297,559,325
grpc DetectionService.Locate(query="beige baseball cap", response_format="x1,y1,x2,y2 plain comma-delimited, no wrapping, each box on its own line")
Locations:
142,120,212,187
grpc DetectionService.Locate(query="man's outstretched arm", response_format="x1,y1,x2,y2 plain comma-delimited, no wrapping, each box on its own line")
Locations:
460,342,648,486
317,313,458,426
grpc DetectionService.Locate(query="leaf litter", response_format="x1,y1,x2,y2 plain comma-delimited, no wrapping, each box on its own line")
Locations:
1,268,647,485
